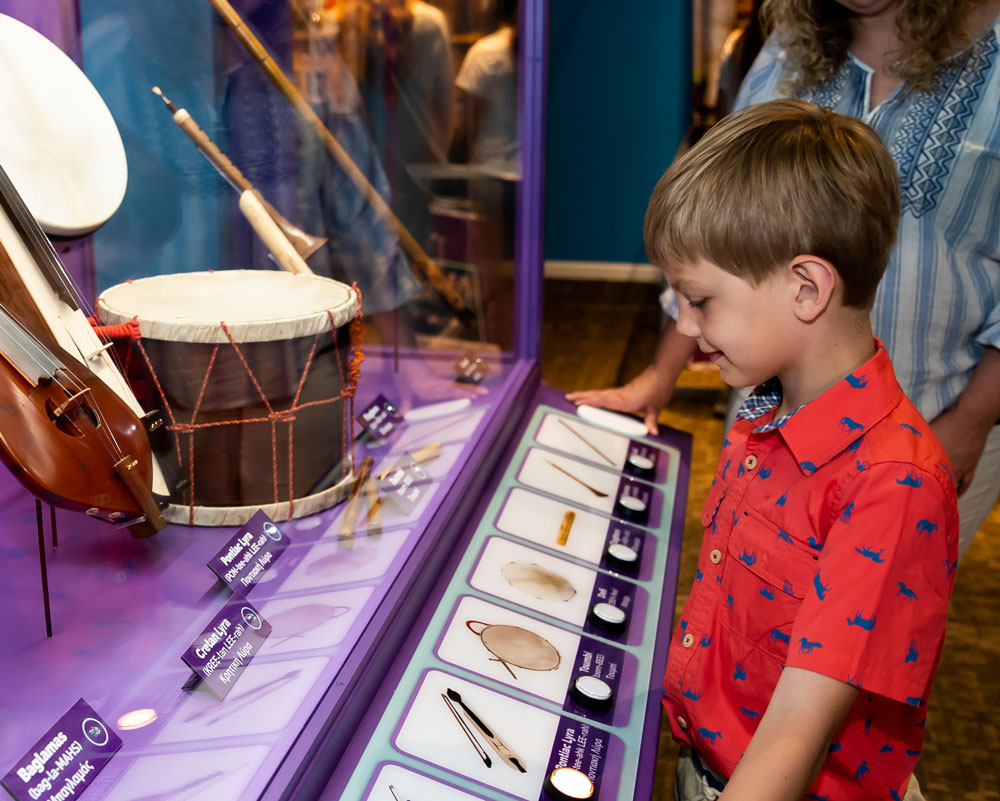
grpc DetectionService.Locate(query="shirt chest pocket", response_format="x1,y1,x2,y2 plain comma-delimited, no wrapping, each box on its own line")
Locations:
721,509,819,663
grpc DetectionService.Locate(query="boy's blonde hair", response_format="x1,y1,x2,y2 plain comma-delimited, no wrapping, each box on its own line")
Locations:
644,99,899,309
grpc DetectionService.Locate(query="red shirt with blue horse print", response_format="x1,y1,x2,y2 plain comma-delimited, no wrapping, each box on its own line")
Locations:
662,341,958,801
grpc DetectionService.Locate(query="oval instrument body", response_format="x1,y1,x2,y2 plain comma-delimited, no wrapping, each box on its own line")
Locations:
0,325,163,537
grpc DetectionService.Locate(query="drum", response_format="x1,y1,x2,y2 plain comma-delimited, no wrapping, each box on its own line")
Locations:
96,270,362,526
0,13,128,236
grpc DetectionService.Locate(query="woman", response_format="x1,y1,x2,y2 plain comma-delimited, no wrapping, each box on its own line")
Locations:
569,0,1000,561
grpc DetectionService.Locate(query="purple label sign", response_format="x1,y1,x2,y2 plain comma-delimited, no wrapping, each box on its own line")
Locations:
181,597,271,700
583,573,638,641
379,452,431,516
356,394,403,441
2,698,121,801
453,352,491,384
208,510,289,593
540,717,609,801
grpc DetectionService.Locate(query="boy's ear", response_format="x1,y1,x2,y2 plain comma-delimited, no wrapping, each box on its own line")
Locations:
787,255,837,322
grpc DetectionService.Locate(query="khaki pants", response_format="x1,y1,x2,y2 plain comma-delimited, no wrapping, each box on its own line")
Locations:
673,748,926,801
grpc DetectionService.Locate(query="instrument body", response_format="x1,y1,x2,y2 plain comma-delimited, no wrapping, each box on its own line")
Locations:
0,309,163,536
96,270,362,526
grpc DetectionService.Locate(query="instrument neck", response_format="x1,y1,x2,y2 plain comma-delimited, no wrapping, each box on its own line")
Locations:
0,163,80,311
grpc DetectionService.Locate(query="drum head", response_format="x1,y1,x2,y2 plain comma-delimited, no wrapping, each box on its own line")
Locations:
500,562,577,602
96,270,359,343
0,14,127,236
479,624,561,671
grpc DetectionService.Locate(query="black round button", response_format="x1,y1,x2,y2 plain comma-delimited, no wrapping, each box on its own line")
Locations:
626,452,655,479
614,493,648,522
588,601,627,634
605,541,639,571
569,674,614,709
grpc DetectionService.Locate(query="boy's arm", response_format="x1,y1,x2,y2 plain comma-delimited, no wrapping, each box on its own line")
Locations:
565,318,696,434
719,667,858,801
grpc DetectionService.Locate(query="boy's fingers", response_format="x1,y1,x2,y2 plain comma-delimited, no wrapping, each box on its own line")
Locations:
644,407,660,436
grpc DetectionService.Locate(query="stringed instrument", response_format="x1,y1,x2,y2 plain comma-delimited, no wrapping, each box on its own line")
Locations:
0,302,165,537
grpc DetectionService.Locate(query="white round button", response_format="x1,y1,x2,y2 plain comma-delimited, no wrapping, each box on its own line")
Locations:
682,633,695,648
592,602,626,625
573,675,613,702
627,453,655,471
743,454,758,470
617,495,647,513
709,549,722,564
677,716,688,730
606,542,638,564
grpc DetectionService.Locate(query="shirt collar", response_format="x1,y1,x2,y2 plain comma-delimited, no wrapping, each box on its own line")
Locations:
736,340,904,474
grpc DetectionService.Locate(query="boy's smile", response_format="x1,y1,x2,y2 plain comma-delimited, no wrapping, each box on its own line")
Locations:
666,258,796,390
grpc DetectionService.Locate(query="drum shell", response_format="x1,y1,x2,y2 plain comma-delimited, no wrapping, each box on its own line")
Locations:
138,325,351,509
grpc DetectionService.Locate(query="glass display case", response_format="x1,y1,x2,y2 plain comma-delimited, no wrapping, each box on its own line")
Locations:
0,3,689,801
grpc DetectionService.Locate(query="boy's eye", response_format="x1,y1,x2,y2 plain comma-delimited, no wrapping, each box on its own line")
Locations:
687,298,708,310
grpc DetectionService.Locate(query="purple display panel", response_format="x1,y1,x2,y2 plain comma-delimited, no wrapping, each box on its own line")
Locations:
181,597,272,699
207,511,289,593
2,698,121,801
540,717,624,801
563,638,635,727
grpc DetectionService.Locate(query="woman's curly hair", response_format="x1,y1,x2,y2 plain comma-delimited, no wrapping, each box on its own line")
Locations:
762,0,980,92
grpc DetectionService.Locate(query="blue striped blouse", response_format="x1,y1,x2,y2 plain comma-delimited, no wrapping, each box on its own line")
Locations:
733,17,1000,421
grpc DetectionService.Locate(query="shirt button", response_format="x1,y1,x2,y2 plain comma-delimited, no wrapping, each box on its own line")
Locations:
743,454,758,471
677,716,688,730
682,633,695,648
709,549,722,564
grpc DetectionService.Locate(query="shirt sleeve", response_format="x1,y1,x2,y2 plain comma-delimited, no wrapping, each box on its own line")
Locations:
732,34,786,113
455,40,486,96
786,463,957,706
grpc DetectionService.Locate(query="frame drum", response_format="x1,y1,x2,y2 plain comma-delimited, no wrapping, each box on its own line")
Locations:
0,13,127,236
96,270,361,526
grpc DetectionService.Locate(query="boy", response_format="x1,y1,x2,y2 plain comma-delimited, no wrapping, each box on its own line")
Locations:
652,99,959,801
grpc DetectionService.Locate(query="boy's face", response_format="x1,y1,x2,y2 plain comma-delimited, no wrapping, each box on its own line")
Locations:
667,258,797,389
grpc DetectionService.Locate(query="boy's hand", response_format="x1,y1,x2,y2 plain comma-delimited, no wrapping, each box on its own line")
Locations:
566,365,671,435
719,667,858,801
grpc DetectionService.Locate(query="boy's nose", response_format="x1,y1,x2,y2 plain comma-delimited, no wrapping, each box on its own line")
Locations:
675,305,700,338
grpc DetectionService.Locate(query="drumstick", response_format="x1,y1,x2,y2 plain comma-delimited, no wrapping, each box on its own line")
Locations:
556,510,576,546
558,418,615,465
339,456,374,539
204,0,470,317
152,87,315,276
545,459,609,498
376,442,442,481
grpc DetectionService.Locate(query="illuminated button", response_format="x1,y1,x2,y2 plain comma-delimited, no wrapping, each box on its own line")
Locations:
605,541,639,570
116,708,158,730
682,633,695,648
743,454,758,471
709,549,722,564
546,766,595,800
677,716,688,730
589,602,627,635
570,675,614,708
